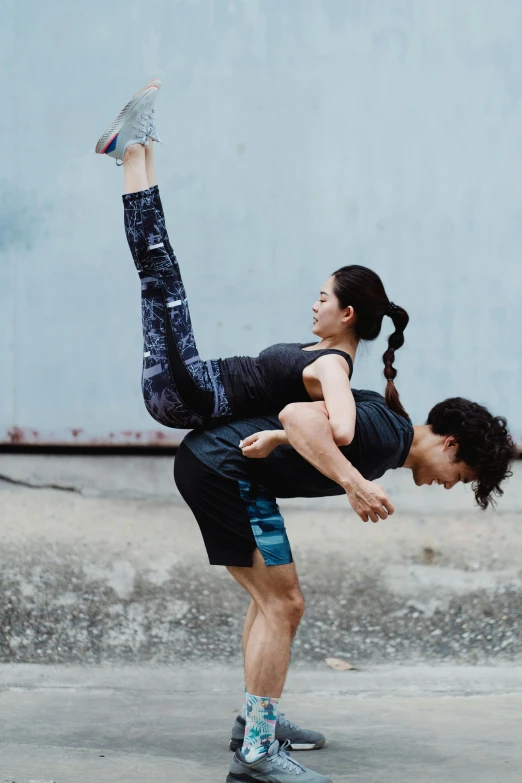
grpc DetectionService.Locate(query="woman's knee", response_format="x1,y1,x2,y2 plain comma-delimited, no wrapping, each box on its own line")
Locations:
142,391,169,427
141,383,194,429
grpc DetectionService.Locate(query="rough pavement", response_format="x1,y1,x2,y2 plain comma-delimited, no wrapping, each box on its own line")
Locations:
1,455,522,665
1,663,521,783
1,455,521,782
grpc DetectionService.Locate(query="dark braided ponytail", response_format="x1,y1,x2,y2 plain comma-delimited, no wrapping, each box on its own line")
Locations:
382,302,409,419
332,265,410,419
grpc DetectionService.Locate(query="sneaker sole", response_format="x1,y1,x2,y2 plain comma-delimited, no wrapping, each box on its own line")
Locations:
289,740,325,750
95,81,160,154
229,737,325,752
227,772,331,783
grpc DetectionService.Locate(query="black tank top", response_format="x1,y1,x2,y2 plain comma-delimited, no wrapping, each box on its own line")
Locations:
219,342,353,419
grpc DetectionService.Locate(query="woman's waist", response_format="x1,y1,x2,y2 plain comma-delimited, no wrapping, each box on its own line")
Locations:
219,356,309,416
219,356,269,411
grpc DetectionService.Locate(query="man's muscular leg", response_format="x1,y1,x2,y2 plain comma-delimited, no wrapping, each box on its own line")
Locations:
238,599,258,718
227,549,304,760
243,598,258,659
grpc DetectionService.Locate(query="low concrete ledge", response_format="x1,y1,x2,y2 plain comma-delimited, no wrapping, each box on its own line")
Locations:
1,457,521,666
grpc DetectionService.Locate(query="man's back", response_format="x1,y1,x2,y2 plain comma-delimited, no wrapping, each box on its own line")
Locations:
184,390,414,498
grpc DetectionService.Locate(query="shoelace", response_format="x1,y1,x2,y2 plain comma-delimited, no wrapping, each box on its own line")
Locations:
270,741,306,775
142,109,153,130
135,114,150,138
144,109,162,141
278,713,301,731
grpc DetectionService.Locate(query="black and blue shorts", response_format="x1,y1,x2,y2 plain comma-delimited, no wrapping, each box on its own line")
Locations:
174,443,293,568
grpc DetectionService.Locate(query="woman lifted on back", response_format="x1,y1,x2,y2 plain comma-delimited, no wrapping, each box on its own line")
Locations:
95,80,409,451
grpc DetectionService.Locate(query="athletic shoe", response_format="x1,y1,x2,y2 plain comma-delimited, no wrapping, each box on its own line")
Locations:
229,713,326,752
137,79,162,143
95,81,161,162
141,78,162,91
227,739,332,782
145,105,161,143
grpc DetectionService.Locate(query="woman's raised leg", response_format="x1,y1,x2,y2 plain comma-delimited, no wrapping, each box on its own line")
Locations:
143,139,177,268
122,143,231,428
124,142,149,195
144,134,158,188
95,81,232,428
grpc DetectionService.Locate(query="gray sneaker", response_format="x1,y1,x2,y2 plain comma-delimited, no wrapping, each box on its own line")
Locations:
144,105,162,143
229,714,325,752
95,81,161,162
227,740,332,782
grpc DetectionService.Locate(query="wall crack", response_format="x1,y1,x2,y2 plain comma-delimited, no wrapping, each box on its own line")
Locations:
0,473,82,494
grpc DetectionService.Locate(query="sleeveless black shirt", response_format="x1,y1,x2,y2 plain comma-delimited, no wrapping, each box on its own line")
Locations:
218,343,353,418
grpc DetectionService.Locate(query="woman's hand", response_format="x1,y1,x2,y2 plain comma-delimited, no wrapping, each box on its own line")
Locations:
345,477,395,523
240,430,284,459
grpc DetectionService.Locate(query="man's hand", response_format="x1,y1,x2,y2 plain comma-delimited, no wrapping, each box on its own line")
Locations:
278,402,398,522
240,431,284,459
345,477,395,523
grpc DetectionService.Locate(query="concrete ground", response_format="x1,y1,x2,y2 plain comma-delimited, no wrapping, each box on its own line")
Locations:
1,454,521,666
0,663,521,783
1,454,522,780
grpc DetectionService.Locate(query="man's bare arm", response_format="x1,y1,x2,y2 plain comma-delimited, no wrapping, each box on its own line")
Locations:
278,401,394,523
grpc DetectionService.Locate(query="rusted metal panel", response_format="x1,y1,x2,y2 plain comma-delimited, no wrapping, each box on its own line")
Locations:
1,427,188,448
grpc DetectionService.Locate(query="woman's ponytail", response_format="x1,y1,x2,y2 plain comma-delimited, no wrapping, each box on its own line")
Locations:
332,266,411,420
333,264,410,419
382,302,409,419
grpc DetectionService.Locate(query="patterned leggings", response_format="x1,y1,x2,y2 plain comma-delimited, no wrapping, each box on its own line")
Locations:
123,186,232,429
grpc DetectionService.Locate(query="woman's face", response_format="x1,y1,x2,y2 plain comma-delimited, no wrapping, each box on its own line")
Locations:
311,276,354,337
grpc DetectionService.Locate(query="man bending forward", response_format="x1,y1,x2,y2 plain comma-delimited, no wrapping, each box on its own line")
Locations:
175,390,515,783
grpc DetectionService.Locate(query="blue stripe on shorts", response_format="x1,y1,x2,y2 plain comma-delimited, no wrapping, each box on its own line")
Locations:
238,481,293,566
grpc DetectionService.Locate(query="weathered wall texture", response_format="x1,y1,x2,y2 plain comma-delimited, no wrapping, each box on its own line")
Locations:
1,0,521,444
1,455,521,664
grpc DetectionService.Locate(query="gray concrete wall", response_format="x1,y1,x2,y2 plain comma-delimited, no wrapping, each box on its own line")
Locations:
0,0,521,444
1,454,521,665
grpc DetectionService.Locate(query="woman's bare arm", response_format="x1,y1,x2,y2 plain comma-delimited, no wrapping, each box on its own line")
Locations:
305,354,356,446
279,401,394,523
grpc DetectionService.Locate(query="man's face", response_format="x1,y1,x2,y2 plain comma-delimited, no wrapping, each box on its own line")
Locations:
412,437,475,490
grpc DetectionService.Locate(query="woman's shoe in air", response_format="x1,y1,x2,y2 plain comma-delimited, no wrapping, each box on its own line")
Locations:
95,80,161,163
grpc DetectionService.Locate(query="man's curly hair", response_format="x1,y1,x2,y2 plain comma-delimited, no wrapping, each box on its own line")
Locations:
427,397,517,510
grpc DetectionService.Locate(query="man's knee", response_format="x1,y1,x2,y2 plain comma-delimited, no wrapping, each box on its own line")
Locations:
267,590,305,632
